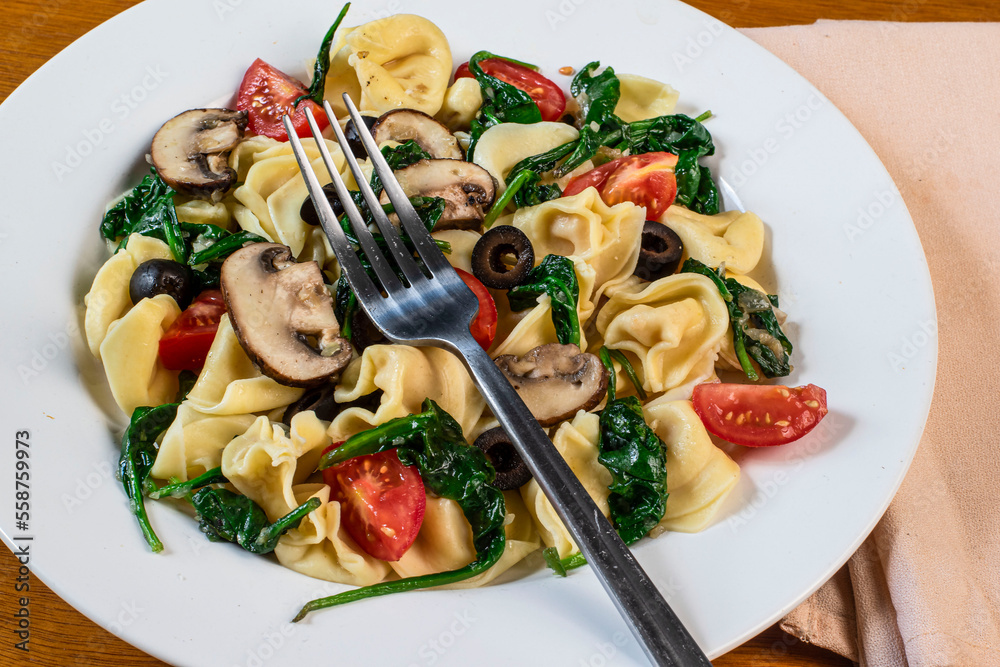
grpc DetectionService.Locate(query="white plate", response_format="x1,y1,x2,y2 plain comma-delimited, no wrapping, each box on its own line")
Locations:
0,0,935,664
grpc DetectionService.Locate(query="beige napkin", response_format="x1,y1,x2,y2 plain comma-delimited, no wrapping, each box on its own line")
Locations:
734,21,1000,667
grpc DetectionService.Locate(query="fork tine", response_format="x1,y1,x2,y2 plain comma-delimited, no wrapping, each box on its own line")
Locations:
340,95,457,280
323,101,426,287
301,107,404,295
282,114,382,307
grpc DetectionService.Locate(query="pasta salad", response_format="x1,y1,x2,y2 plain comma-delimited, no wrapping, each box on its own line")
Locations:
82,4,828,620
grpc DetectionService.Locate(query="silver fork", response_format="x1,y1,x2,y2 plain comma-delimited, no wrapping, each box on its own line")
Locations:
283,95,712,667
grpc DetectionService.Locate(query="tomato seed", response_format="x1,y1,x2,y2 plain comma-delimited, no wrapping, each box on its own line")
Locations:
381,526,396,537
735,413,745,425
725,411,733,420
558,66,574,75
775,420,790,427
805,400,820,409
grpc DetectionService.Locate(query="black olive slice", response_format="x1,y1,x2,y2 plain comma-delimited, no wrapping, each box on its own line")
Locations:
300,183,345,226
470,226,535,290
129,259,195,308
473,427,532,490
634,220,684,281
344,114,379,158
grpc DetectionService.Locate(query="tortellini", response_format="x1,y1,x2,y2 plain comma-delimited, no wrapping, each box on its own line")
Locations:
661,205,765,275
521,412,611,558
274,484,393,586
473,122,580,194
84,234,172,357
185,315,303,415
391,497,475,579
435,78,483,131
100,294,180,415
509,189,644,313
324,15,452,117
597,273,729,399
644,400,740,533
329,344,485,441
614,74,680,122
150,404,257,481
222,413,331,521
232,138,346,259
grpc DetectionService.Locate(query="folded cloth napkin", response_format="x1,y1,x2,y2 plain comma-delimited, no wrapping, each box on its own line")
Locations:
736,21,1000,667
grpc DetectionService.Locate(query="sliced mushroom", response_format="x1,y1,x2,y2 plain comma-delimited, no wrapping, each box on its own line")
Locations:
220,243,352,388
371,109,463,159
379,159,496,231
150,108,248,199
494,344,609,426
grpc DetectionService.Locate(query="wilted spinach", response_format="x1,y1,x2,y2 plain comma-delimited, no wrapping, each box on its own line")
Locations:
118,403,179,553
466,51,544,160
499,62,720,215
190,488,321,555
543,547,588,577
680,258,792,380
369,141,431,197
507,254,580,345
598,397,668,546
104,170,265,283
597,346,647,402
294,2,352,107
297,400,505,620
148,466,227,500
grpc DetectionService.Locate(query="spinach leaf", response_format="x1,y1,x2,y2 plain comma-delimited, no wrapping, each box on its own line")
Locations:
118,403,179,552
507,254,580,345
560,61,622,175
190,488,321,555
466,51,543,160
108,170,266,268
370,141,431,197
597,346,647,402
598,397,668,546
149,466,227,500
294,3,352,107
543,547,587,577
187,230,267,266
296,399,506,620
101,171,175,242
680,258,792,379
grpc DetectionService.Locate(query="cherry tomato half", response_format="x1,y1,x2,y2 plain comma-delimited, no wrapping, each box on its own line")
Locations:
236,58,329,141
692,383,829,447
563,152,679,220
322,447,426,562
158,290,227,371
456,58,566,122
455,268,498,350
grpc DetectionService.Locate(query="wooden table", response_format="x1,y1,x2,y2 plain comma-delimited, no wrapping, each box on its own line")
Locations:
2,1,992,665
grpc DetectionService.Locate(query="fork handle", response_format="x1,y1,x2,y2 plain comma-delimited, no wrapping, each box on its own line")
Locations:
451,335,712,667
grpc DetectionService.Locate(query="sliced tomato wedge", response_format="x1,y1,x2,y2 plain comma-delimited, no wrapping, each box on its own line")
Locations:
158,290,227,371
692,383,829,447
322,446,426,562
236,58,329,141
563,152,679,219
456,58,566,122
455,268,498,350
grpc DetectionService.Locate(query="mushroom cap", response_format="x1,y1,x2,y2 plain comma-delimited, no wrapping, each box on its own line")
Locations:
379,158,497,231
220,243,352,387
150,108,247,199
494,344,609,426
371,109,463,159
